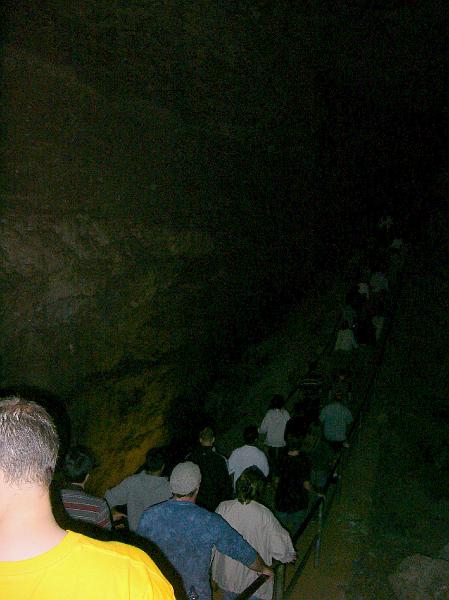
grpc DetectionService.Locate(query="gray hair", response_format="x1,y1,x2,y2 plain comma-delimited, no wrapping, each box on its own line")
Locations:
0,397,59,487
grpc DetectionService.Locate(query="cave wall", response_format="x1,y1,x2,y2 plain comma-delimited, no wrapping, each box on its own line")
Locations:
0,2,329,487
1,1,448,490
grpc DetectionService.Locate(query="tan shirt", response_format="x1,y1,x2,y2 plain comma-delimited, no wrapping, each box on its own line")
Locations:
212,500,295,600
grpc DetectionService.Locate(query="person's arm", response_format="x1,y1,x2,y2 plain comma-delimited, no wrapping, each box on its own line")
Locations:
261,453,270,477
214,514,272,576
259,412,269,435
267,512,296,563
97,499,113,530
304,480,325,499
227,452,236,476
105,478,129,510
247,553,274,577
110,508,128,524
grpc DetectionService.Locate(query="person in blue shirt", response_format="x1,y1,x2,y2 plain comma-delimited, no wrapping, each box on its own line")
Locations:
137,462,272,600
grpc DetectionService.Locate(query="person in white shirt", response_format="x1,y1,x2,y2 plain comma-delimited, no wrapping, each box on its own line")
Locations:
334,323,358,353
259,395,290,448
259,395,290,474
212,467,295,600
228,426,269,489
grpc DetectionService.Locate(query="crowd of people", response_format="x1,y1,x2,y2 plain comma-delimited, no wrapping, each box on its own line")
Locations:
0,214,405,599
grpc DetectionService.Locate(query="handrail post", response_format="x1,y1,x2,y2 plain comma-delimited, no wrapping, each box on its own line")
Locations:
273,563,285,600
314,499,324,567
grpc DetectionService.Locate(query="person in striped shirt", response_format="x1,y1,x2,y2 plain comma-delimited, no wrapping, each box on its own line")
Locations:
61,446,112,529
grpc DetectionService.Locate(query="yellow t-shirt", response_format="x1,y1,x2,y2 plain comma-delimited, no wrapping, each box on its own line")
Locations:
0,530,175,600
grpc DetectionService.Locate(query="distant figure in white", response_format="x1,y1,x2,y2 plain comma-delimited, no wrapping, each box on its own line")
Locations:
228,426,269,490
259,395,290,472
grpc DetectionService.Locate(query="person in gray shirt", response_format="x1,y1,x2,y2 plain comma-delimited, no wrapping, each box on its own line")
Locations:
105,448,171,531
319,392,353,453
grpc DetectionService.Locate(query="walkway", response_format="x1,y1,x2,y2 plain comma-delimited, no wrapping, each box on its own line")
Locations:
287,408,380,600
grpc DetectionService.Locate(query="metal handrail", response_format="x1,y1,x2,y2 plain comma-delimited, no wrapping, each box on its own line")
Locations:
234,573,270,600
233,559,285,600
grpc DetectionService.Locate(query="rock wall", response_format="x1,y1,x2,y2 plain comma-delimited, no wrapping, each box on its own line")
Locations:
0,3,325,488
2,1,447,491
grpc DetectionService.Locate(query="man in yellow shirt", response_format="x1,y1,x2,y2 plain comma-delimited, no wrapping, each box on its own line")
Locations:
0,396,175,600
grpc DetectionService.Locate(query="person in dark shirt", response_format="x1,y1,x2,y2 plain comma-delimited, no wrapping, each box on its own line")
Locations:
186,427,232,511
274,437,314,537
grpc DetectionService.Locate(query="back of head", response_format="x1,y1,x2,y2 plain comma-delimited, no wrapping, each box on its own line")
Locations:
64,445,96,484
236,466,265,504
270,394,285,410
170,461,201,497
286,435,302,453
243,425,258,445
199,426,214,445
145,448,165,473
0,396,59,488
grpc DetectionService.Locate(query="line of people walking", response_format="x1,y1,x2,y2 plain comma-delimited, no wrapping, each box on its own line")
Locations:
0,212,406,599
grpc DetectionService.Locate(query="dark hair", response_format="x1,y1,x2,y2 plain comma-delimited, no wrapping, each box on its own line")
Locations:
286,435,302,452
0,397,59,487
64,445,96,483
270,394,285,409
243,425,258,444
145,448,165,472
236,466,265,504
199,427,214,443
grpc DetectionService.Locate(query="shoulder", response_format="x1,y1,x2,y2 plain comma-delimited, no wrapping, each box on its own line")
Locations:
216,499,236,515
248,500,272,519
124,473,143,486
210,450,228,466
140,499,172,519
68,532,174,598
62,488,108,507
69,530,158,567
186,447,203,461
109,473,140,490
254,446,268,460
229,446,243,459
